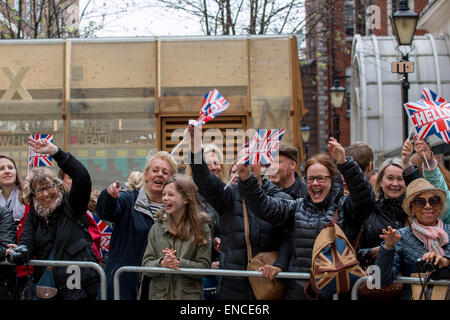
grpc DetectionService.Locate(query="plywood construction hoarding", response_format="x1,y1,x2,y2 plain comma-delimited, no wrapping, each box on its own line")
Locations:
0,36,306,189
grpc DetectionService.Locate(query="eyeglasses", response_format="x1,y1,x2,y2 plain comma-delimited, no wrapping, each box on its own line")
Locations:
33,183,56,196
412,196,441,209
306,175,332,184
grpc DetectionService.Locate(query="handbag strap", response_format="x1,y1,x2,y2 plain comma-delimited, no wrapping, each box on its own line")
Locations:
331,208,339,224
242,198,252,262
419,273,431,300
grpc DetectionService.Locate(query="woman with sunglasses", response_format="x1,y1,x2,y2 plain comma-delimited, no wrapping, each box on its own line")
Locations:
236,137,375,300
6,137,100,300
375,177,450,299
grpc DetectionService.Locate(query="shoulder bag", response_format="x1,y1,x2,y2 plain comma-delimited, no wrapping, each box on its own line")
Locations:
243,199,285,300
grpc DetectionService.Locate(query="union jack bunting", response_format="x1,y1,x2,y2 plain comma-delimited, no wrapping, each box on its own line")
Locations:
240,129,285,165
28,134,54,168
195,89,230,126
404,88,450,143
310,223,365,297
312,237,365,296
87,211,112,258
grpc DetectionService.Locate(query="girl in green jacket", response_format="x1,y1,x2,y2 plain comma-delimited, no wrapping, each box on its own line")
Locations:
142,174,211,300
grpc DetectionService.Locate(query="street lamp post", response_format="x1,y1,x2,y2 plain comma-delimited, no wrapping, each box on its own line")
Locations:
300,120,311,160
329,78,346,142
390,0,419,141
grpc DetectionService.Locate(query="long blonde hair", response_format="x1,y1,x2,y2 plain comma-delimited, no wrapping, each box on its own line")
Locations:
157,174,210,246
138,151,178,202
374,157,404,200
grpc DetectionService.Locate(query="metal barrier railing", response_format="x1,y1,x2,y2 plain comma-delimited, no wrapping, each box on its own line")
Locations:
351,275,450,300
113,266,312,300
0,259,107,300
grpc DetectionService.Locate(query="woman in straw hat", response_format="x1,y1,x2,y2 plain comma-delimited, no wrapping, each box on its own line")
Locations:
375,178,450,299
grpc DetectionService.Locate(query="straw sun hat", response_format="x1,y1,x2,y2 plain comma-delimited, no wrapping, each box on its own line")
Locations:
402,178,447,216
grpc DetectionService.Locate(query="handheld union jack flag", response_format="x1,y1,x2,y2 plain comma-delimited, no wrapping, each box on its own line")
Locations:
87,211,112,258
404,88,450,143
240,129,286,165
420,87,448,105
28,134,54,168
195,89,230,126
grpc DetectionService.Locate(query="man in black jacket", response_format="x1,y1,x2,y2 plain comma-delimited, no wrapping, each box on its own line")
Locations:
270,144,307,200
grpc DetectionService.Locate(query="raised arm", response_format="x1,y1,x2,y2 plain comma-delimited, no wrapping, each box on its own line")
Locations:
27,137,91,215
238,165,297,228
95,184,133,224
415,139,450,224
187,124,233,215
328,137,376,224
375,226,402,287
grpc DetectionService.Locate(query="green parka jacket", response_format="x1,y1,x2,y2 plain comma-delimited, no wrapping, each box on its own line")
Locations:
142,211,211,300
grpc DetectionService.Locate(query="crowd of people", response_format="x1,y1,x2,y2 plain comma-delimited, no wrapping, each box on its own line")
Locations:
0,127,449,301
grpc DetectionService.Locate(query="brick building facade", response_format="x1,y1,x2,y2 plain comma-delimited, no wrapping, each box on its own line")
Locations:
301,0,429,155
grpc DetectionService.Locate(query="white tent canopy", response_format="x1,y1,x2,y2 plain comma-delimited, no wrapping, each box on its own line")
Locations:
351,34,450,166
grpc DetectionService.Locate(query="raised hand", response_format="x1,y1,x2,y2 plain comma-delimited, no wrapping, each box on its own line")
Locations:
237,163,252,182
187,124,202,153
414,136,433,161
106,181,122,199
401,137,414,167
27,137,58,155
379,226,401,250
327,137,346,164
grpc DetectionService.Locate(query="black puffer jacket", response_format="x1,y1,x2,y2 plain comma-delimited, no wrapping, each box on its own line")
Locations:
190,150,292,300
357,167,420,268
0,206,17,299
239,156,375,299
19,149,100,300
358,195,407,268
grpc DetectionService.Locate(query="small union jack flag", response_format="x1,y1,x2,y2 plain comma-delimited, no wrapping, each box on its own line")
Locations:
195,89,230,126
28,134,54,168
240,129,285,165
87,211,112,258
404,88,450,143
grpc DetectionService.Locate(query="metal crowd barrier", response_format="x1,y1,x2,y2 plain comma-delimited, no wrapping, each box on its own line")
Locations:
351,275,450,300
113,266,312,300
0,259,107,300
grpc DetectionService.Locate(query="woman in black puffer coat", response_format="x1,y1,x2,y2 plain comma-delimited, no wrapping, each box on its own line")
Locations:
357,139,420,269
237,137,375,300
187,125,292,300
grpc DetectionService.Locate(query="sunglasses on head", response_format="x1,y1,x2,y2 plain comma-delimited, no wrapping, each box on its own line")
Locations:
412,195,441,208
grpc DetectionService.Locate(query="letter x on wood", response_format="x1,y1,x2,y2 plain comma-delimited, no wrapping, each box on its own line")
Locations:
1,66,32,101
